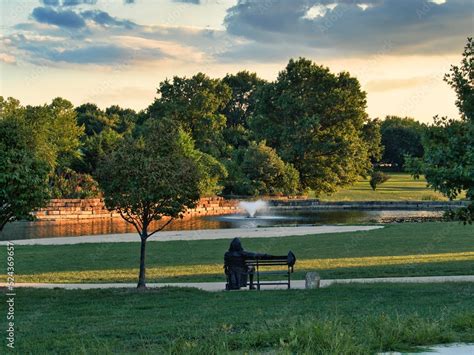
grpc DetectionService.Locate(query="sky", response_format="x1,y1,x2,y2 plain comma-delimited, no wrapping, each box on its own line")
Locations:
0,0,472,123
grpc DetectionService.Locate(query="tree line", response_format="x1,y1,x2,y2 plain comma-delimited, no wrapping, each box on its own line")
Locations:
1,39,472,232
2,39,471,287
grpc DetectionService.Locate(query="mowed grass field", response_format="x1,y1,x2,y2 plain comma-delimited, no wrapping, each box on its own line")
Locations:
4,222,473,283
2,284,473,354
319,173,453,201
1,222,473,353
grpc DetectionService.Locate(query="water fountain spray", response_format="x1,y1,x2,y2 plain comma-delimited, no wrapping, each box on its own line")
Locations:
238,200,268,218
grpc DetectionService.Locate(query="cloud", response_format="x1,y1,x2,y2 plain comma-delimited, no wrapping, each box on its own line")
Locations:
51,44,143,64
174,0,201,4
41,0,60,5
32,7,86,28
224,0,473,56
81,10,136,28
62,0,97,6
0,53,16,64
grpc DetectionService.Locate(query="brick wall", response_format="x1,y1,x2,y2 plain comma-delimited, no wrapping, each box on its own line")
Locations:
34,197,240,221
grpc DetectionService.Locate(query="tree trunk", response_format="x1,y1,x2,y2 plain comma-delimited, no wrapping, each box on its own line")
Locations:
137,231,148,289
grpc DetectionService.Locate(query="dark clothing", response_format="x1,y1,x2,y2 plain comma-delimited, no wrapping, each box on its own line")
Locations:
224,238,266,290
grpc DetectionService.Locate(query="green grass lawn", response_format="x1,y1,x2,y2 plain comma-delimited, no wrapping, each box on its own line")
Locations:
2,284,473,354
4,222,473,283
319,173,455,201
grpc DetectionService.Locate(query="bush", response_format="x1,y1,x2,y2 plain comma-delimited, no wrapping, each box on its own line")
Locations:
370,171,390,191
51,168,100,199
226,142,300,196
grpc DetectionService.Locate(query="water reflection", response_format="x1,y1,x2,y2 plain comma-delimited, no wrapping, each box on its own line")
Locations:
1,209,443,240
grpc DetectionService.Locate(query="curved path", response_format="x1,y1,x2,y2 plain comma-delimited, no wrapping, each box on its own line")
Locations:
0,225,383,245
2,275,473,292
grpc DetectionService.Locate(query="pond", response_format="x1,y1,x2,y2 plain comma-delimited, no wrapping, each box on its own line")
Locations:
1,209,443,240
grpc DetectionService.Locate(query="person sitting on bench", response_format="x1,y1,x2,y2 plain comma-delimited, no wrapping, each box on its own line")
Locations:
224,238,268,290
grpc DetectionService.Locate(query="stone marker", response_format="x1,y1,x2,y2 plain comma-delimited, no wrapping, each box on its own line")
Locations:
305,272,320,289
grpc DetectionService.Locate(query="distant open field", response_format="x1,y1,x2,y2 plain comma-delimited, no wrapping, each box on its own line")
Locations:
319,173,454,201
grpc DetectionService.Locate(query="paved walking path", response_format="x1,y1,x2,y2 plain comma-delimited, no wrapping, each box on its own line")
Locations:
0,225,383,245
3,275,473,292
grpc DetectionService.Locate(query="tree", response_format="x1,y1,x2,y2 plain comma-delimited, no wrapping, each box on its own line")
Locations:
24,98,84,171
369,171,390,191
96,118,202,288
407,38,473,223
221,71,266,151
76,103,116,136
380,116,425,170
251,58,381,195
0,98,50,231
241,142,300,196
148,73,232,158
75,127,123,174
224,142,300,196
105,105,138,134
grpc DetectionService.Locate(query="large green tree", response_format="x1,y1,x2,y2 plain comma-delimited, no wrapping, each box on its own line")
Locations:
408,38,473,223
96,118,202,288
380,116,425,170
251,58,381,195
148,73,232,158
24,98,84,170
221,71,266,151
0,97,50,231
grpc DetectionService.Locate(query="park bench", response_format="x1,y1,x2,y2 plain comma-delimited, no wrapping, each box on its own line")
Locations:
224,251,296,290
245,254,296,290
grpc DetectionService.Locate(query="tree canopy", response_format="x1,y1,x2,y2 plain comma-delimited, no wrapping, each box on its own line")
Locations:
380,116,425,170
148,73,231,158
96,118,203,287
407,38,473,223
0,97,51,231
250,58,381,195
1,57,389,219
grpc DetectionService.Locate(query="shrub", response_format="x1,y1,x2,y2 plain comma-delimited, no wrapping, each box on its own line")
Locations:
370,171,390,191
51,168,100,199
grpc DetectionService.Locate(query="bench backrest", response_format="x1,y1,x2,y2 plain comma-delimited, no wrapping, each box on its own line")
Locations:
245,258,294,273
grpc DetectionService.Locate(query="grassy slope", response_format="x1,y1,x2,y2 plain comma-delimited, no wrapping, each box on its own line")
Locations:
3,284,473,354
4,222,473,283
319,173,451,201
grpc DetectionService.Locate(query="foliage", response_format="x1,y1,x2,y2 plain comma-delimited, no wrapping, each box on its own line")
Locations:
408,38,473,223
171,129,228,196
76,103,117,136
0,98,50,231
221,71,266,152
148,73,232,158
222,71,266,129
251,58,381,195
380,116,425,170
105,105,138,134
369,171,390,191
74,127,123,174
25,98,84,170
237,141,300,196
95,118,202,287
50,168,100,199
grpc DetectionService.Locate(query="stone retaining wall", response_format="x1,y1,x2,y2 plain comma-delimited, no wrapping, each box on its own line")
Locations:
34,198,468,221
34,197,240,221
